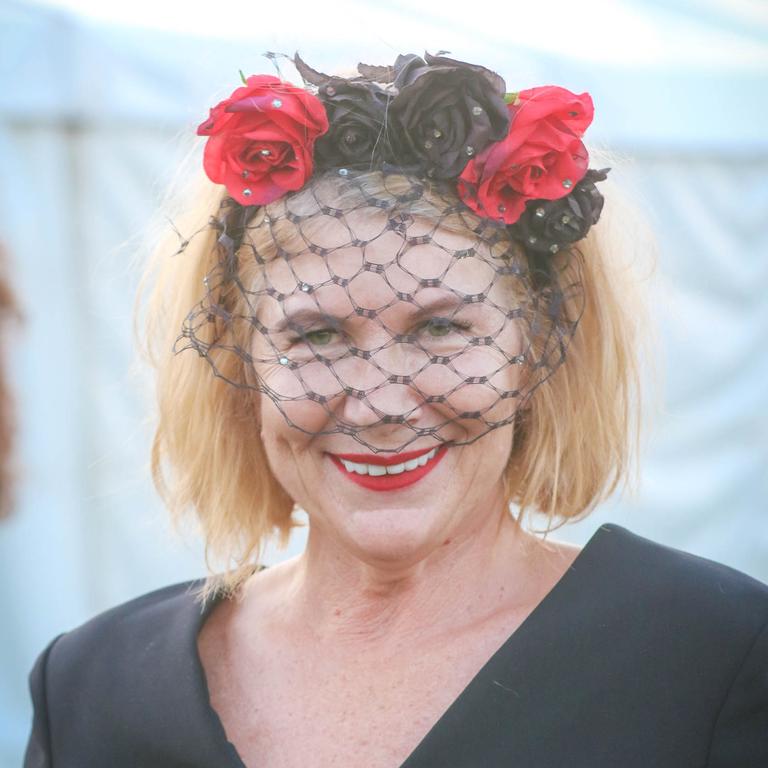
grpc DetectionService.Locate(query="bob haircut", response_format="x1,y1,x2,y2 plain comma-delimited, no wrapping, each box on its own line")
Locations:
141,161,649,601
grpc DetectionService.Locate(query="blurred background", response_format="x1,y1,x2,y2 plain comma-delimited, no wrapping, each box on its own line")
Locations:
1,0,767,763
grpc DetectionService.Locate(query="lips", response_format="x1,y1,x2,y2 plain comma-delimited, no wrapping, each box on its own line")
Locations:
328,445,448,491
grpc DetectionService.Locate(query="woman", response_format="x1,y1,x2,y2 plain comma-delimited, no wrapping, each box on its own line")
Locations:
25,54,767,766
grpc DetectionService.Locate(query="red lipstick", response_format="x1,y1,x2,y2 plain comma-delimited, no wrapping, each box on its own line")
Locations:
328,445,448,492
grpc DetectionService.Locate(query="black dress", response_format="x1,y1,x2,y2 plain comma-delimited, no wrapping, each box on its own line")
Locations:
23,524,768,767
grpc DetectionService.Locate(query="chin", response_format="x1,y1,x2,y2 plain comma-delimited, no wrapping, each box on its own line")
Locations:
337,504,448,563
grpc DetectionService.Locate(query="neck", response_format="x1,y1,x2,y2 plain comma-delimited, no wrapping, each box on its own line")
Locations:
278,493,541,652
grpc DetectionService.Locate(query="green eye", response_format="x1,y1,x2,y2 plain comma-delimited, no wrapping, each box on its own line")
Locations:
424,318,453,337
304,329,335,346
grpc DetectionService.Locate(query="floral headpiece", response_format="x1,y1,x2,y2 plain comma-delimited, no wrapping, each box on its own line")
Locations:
197,52,608,257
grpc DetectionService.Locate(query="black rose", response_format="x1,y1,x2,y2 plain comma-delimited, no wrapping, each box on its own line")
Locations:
387,53,510,179
509,168,610,255
313,79,392,170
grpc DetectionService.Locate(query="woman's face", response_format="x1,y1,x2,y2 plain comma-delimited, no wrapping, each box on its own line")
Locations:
250,211,527,563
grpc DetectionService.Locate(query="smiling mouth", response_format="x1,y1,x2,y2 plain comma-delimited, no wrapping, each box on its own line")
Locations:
338,446,439,475
327,445,448,491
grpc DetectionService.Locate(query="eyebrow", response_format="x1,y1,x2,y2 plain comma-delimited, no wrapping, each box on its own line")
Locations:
271,310,344,333
408,294,468,322
271,295,468,333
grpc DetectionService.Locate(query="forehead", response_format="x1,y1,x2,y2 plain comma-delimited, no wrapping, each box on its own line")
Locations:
249,207,523,317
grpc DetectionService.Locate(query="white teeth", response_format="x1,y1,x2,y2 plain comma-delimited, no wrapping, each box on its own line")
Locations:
415,449,437,468
337,448,440,477
341,459,368,474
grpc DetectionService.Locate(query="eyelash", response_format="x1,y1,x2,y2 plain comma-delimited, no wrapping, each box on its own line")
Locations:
286,318,473,347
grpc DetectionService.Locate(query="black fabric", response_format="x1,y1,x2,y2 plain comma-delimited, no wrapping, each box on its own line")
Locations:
23,524,768,767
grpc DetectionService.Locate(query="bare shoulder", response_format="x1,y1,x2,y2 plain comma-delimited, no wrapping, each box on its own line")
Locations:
516,530,583,598
197,558,301,698
534,535,583,570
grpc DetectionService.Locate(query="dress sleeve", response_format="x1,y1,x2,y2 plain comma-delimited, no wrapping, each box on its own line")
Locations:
706,619,768,766
23,634,64,768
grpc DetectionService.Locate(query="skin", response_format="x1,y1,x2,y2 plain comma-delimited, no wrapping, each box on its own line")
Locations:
198,213,582,765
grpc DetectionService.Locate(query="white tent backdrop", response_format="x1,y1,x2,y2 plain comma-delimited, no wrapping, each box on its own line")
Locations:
1,0,767,764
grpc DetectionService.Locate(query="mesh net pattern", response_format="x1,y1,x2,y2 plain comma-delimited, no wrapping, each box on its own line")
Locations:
175,172,584,453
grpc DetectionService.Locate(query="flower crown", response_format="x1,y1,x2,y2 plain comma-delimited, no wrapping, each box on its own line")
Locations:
197,52,608,257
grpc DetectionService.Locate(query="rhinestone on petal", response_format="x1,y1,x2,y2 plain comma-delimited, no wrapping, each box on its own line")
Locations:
241,170,250,179
338,168,349,176
424,140,433,150
549,244,560,253
272,99,283,108
465,145,475,156
300,283,311,292
243,188,253,197
432,129,442,138
325,86,336,96
562,178,573,189
561,214,571,224
527,235,538,245
498,204,506,213
535,207,546,218
260,149,271,156
279,356,290,365
472,106,483,116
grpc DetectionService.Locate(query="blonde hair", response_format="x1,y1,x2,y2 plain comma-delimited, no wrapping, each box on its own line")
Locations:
140,161,651,600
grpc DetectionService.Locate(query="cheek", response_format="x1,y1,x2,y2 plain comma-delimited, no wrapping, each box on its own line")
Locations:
256,364,333,445
251,325,334,440
413,322,524,432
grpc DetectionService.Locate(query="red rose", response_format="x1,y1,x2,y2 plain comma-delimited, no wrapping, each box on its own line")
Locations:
197,75,329,206
457,86,594,225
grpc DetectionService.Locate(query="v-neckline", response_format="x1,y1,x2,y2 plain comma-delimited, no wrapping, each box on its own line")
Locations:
192,523,615,768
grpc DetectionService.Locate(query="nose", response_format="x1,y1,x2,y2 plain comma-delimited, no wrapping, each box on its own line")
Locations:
337,380,424,430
